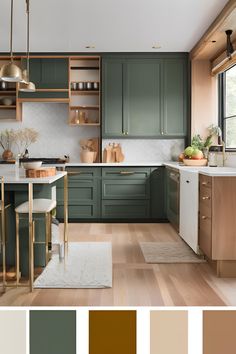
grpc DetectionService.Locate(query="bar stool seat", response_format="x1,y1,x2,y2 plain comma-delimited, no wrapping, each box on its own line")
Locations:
15,199,56,214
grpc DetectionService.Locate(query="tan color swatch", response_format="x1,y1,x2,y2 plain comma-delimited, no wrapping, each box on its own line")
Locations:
150,311,188,354
89,310,136,354
0,311,26,354
204,311,236,354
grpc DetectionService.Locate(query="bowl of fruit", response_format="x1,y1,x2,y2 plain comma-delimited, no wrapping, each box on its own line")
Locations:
179,146,208,166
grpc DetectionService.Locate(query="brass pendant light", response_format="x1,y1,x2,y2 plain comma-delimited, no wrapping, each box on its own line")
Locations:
0,0,23,82
19,0,35,92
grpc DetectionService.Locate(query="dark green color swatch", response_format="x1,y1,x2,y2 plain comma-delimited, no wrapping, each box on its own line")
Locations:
30,311,76,354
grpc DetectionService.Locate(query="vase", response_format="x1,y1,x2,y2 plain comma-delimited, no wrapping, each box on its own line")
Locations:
2,149,13,161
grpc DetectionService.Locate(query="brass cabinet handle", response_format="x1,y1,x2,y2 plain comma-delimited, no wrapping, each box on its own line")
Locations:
201,215,208,220
67,171,82,176
202,196,210,200
119,171,135,175
201,181,209,186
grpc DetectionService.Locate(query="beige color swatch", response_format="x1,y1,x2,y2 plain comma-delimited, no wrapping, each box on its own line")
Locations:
0,311,26,354
150,311,188,354
204,311,236,354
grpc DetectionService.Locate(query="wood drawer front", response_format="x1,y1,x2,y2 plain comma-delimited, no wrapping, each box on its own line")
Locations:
102,200,149,219
57,204,99,219
57,183,97,205
199,187,212,210
199,174,212,189
102,167,150,179
199,209,212,259
102,179,150,200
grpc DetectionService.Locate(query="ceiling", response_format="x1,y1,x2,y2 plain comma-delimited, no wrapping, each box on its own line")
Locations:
0,0,229,53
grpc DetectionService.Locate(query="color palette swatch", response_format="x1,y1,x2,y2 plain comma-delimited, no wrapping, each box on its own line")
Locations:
0,311,26,354
203,310,236,354
89,310,136,354
30,310,76,354
150,310,188,354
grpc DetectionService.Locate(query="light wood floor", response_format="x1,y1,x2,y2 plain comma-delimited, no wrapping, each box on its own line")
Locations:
0,223,236,306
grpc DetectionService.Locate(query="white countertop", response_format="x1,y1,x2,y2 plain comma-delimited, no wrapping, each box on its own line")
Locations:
64,161,164,167
0,165,66,184
164,162,236,176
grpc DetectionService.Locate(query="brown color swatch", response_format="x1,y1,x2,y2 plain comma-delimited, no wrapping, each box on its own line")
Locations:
89,310,136,354
150,311,188,354
204,311,236,354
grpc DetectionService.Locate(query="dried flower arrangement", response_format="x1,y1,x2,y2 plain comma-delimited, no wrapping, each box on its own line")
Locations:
0,129,15,151
14,128,39,156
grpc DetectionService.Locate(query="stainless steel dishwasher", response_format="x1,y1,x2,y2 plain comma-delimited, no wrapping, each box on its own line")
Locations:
166,167,180,231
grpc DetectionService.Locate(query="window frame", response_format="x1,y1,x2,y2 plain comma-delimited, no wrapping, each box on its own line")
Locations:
219,64,236,151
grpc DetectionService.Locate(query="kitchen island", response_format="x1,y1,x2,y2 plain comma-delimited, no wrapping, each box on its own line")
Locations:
0,165,67,278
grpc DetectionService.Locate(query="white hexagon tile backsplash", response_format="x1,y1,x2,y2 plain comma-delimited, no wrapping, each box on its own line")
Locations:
0,102,184,162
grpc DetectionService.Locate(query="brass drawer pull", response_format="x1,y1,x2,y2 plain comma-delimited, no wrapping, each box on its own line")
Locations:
202,196,210,200
119,171,135,175
67,171,82,176
201,215,208,220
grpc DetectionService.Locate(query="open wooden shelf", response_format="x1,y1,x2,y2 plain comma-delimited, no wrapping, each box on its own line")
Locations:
71,90,99,95
0,90,16,94
69,123,100,126
70,105,99,110
0,105,16,109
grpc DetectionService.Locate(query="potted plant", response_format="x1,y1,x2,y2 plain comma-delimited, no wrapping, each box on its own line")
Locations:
0,129,15,160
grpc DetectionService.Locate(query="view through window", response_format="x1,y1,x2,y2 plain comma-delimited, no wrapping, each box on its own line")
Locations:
223,65,236,149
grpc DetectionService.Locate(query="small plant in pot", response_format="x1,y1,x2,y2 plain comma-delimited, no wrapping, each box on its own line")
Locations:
0,129,15,160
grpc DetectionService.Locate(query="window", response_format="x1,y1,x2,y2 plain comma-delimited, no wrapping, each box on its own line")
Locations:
220,64,236,150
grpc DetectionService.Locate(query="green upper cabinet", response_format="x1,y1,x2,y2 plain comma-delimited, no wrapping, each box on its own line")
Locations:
102,59,123,137
124,60,162,136
18,58,69,99
162,58,187,136
102,55,189,139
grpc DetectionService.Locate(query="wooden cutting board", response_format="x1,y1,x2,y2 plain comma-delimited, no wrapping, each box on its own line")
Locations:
26,167,56,178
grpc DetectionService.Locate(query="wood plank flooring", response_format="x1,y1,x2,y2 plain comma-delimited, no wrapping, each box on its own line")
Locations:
0,223,235,306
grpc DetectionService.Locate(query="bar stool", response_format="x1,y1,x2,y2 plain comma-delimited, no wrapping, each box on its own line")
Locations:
15,198,56,291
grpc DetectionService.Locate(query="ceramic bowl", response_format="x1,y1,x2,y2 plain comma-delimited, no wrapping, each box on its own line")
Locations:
22,161,42,169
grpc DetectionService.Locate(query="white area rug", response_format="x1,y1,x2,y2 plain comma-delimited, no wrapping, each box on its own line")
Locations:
34,242,112,288
140,241,206,263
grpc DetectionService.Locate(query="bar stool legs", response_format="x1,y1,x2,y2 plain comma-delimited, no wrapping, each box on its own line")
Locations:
1,177,6,292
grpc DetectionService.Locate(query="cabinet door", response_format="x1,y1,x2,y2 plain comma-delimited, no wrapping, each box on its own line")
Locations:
150,167,166,219
162,58,187,137
124,60,161,136
102,59,124,137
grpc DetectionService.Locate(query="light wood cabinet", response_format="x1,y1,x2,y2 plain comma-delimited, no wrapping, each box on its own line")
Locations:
199,174,236,276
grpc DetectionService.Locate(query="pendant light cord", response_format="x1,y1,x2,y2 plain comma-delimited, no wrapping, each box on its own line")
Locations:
10,0,13,62
26,0,30,76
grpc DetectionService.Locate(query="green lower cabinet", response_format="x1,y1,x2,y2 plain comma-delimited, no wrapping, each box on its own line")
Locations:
56,167,101,220
150,167,166,219
102,200,150,219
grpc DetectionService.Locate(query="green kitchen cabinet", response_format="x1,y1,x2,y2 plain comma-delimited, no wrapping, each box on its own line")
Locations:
124,60,162,136
150,167,166,219
102,167,150,219
162,58,187,136
102,55,188,139
19,57,69,99
102,59,124,137
56,167,101,220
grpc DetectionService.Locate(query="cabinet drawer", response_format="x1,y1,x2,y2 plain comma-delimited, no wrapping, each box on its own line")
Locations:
102,167,150,179
57,204,99,219
199,187,212,209
57,183,97,205
102,179,150,199
66,167,101,179
199,174,212,189
102,200,149,219
199,210,212,259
